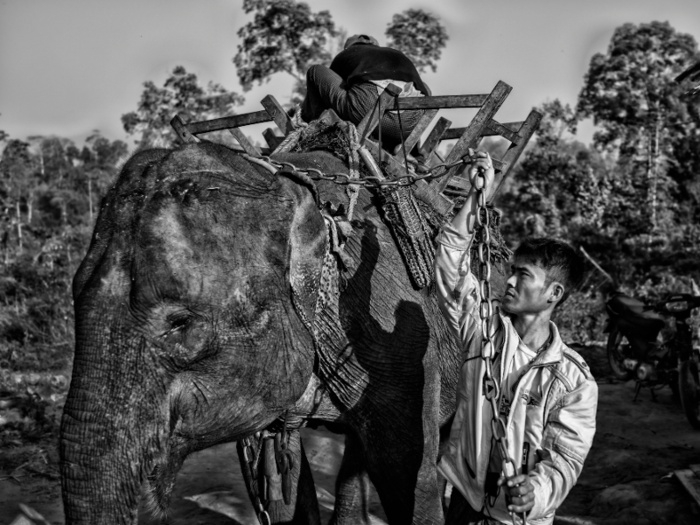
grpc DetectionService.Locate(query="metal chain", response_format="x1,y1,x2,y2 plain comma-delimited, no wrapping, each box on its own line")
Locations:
471,169,524,525
256,155,477,188
239,435,272,525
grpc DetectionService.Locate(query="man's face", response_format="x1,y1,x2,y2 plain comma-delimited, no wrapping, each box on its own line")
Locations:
501,257,556,316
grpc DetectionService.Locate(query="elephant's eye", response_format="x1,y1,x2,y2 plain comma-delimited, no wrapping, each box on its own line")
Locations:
168,312,192,330
161,311,194,338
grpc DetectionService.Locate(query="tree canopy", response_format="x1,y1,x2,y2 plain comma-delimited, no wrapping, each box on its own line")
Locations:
233,0,338,94
385,9,448,74
577,21,700,232
121,65,244,149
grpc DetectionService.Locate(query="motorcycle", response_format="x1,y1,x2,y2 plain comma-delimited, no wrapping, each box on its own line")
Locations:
604,291,700,429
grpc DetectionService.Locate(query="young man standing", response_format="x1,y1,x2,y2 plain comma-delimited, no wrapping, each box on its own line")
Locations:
435,151,598,524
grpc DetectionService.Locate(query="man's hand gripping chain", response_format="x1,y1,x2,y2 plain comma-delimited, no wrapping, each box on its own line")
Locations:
469,150,528,525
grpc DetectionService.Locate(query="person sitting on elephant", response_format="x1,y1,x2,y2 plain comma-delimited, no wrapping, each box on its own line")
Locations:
299,33,430,151
434,151,598,524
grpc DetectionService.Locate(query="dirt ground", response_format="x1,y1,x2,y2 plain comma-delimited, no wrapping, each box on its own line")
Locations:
1,345,699,525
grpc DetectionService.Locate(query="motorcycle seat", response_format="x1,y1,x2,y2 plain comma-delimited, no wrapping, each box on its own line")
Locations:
607,293,666,331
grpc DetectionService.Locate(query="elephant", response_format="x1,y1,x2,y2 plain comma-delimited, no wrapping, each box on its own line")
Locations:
59,139,498,524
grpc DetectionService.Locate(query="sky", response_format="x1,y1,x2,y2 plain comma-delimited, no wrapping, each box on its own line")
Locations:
1,0,700,150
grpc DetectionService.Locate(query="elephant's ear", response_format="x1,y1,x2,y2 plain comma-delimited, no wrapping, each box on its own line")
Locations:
285,177,328,328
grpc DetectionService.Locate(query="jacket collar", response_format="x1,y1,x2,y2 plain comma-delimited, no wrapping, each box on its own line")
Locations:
529,321,564,368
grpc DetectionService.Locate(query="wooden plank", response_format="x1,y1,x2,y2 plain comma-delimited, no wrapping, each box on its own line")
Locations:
413,179,454,216
187,110,273,135
486,120,522,144
440,121,523,142
357,83,403,143
383,94,489,110
492,109,542,199
418,116,452,158
229,128,261,156
675,469,700,507
261,95,294,136
170,115,198,144
262,128,284,150
430,80,512,194
396,109,438,163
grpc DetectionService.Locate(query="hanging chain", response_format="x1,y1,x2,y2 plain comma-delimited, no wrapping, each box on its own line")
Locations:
254,154,478,188
471,168,524,525
238,434,272,525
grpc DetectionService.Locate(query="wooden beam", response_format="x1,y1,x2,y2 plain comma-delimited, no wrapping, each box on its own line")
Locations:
187,110,272,135
430,80,512,194
396,109,438,164
170,115,198,144
439,121,523,142
418,116,452,158
356,83,403,143
261,95,294,136
262,128,284,150
229,128,261,156
383,94,489,110
492,109,542,198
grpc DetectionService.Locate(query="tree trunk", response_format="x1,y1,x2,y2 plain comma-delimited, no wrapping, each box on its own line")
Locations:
647,103,661,232
88,175,93,223
15,201,22,253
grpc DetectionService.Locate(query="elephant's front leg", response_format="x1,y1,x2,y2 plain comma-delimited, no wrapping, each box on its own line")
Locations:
330,430,372,525
238,429,321,525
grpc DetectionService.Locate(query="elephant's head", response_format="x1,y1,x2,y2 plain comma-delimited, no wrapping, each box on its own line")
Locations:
60,144,327,524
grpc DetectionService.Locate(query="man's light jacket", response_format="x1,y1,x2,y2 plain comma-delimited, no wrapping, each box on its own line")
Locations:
435,223,598,524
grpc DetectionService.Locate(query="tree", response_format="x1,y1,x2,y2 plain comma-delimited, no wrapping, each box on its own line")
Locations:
385,9,448,74
0,140,37,252
577,21,700,231
233,0,337,99
82,133,128,222
498,100,611,241
122,66,244,149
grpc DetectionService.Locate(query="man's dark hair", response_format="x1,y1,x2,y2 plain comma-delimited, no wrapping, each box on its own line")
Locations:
514,237,585,306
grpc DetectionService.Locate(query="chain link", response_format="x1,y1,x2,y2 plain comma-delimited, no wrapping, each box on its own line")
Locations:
471,168,524,525
258,155,477,188
238,435,273,525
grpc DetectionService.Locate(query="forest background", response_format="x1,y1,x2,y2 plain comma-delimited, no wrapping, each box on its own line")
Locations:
1,0,700,496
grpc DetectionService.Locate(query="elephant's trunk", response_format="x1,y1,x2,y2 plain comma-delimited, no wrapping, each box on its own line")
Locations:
60,404,146,524
60,311,166,524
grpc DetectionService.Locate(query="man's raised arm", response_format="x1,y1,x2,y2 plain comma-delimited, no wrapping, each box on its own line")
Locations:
434,151,496,344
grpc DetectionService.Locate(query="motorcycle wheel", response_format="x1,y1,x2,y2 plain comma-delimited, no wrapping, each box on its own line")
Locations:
679,358,700,430
607,328,633,380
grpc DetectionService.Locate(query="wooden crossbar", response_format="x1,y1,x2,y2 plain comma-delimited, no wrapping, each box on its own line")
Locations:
379,94,489,110
395,109,438,164
492,109,542,195
439,121,523,143
186,110,272,135
168,80,540,216
429,80,512,194
261,95,294,136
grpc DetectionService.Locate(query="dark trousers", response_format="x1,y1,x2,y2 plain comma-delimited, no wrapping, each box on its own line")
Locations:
300,64,424,148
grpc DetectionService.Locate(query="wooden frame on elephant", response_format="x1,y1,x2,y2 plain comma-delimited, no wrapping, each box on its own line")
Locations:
170,81,542,216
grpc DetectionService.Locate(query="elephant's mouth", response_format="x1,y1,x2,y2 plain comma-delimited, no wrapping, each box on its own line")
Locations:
141,437,189,519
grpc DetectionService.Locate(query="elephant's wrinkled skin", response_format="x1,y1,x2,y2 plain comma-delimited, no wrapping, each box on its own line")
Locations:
60,142,465,525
